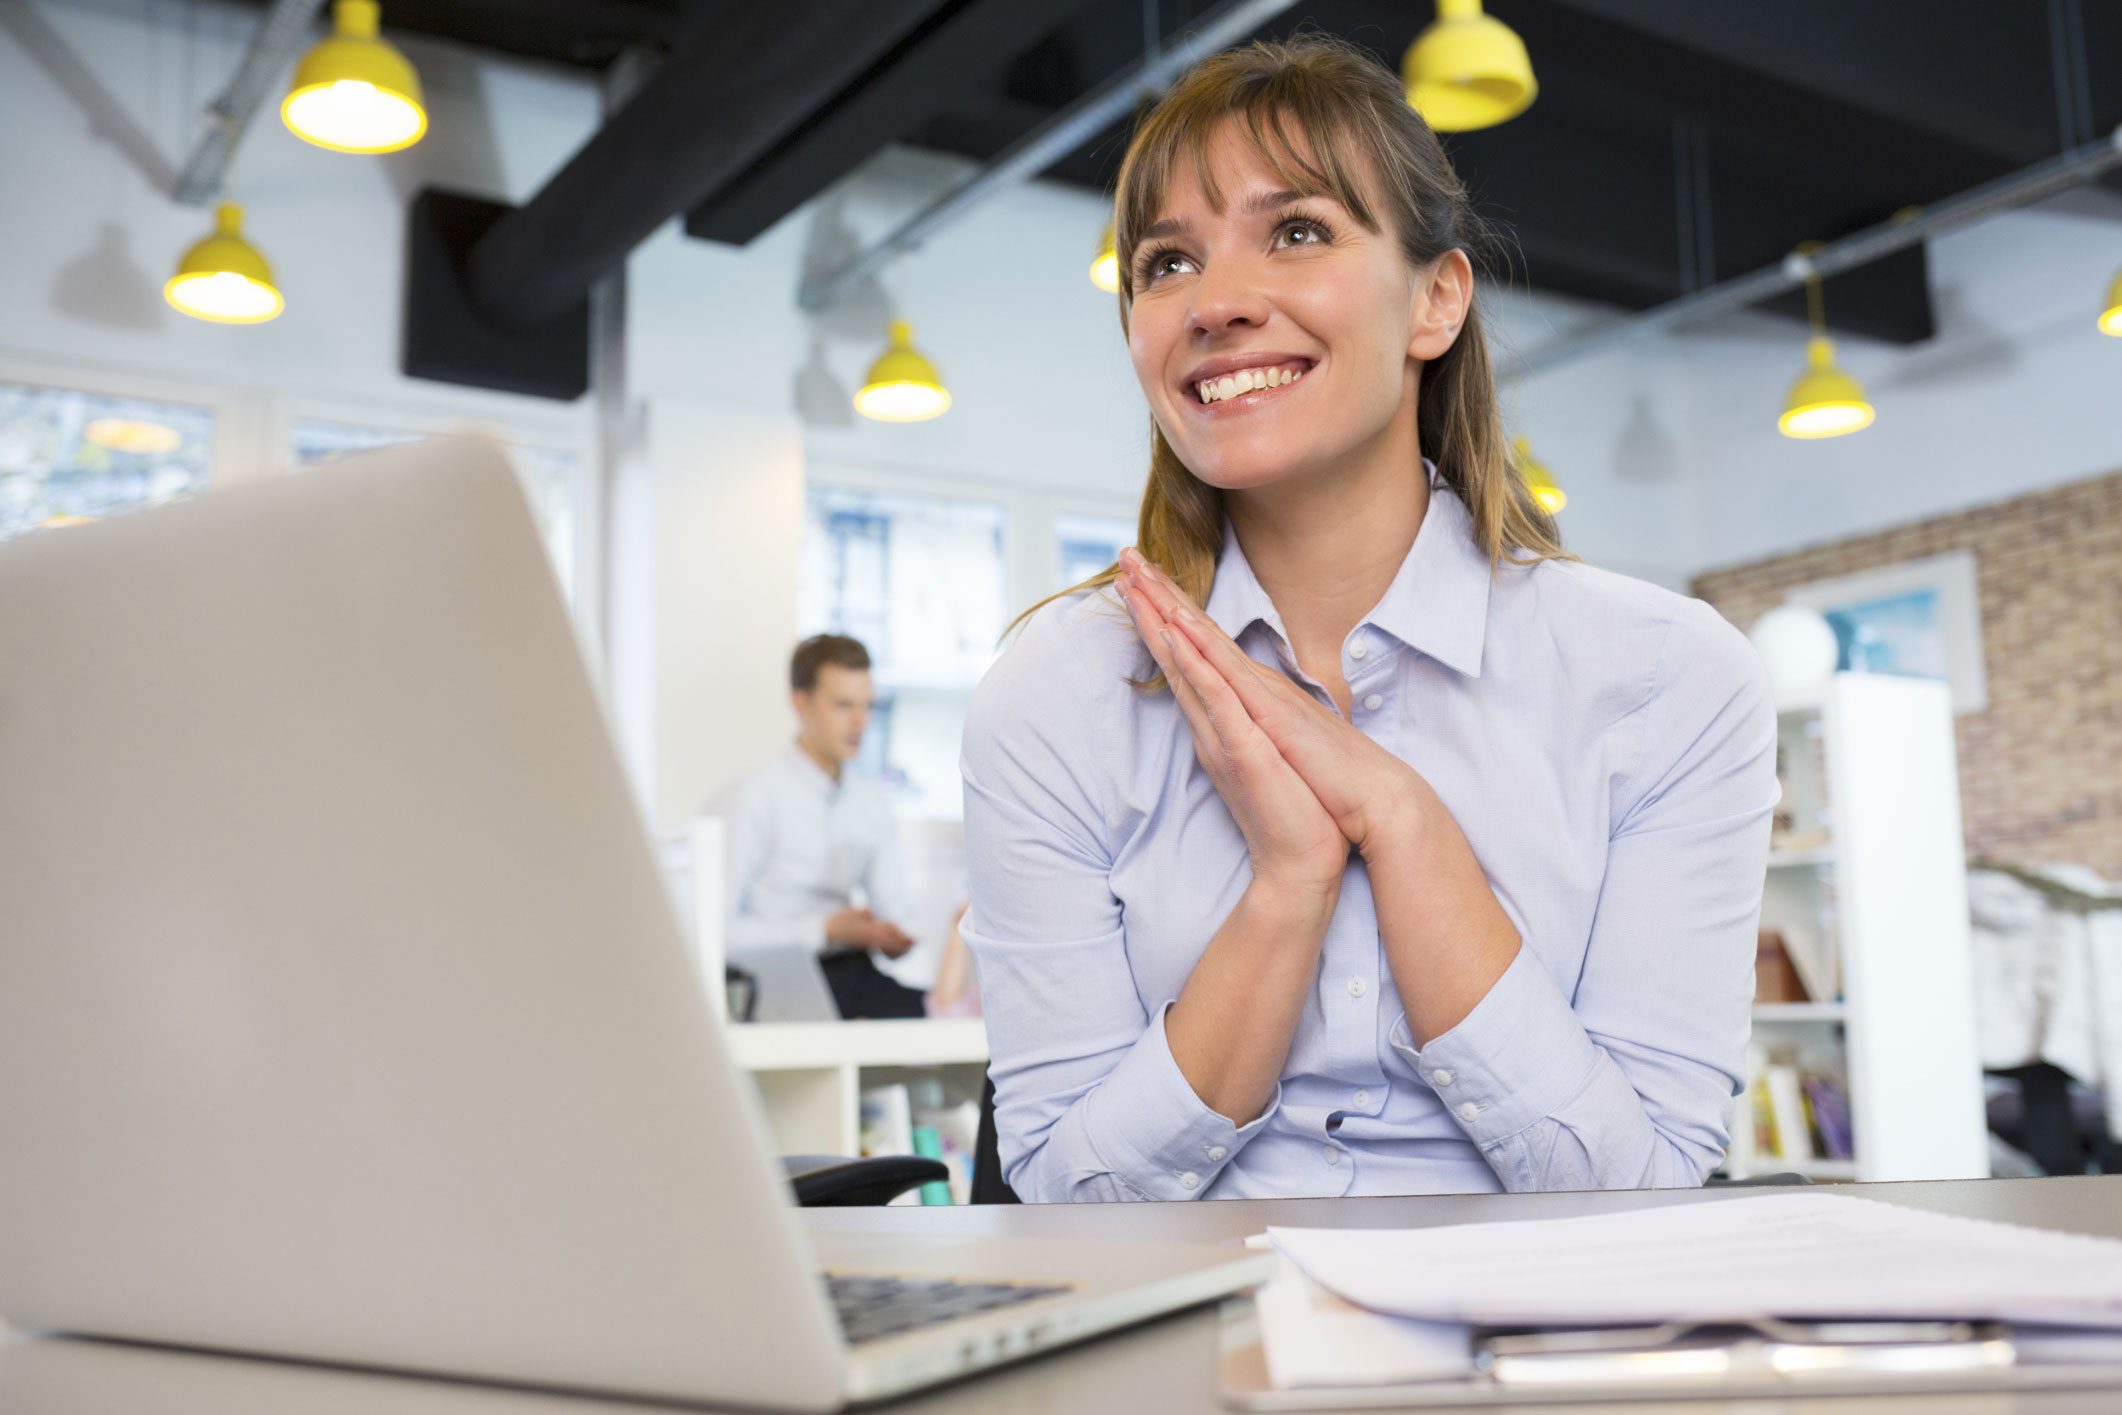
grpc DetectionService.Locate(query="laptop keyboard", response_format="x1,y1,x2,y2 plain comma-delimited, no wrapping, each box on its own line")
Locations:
823,1272,1071,1346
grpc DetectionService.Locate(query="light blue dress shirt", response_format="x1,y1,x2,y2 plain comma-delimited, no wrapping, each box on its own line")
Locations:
959,473,1778,1202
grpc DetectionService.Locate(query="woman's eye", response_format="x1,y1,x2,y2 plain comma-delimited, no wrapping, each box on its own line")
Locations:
1276,219,1328,248
1140,250,1195,282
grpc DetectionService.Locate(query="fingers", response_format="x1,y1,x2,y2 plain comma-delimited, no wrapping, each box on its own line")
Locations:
1120,549,1324,731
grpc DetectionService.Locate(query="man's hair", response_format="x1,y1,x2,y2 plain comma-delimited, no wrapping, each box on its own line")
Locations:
790,634,872,692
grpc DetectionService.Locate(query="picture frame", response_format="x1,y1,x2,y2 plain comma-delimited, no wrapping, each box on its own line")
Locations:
1781,549,1988,713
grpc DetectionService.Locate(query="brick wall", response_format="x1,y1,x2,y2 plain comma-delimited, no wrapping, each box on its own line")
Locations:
1691,468,2122,878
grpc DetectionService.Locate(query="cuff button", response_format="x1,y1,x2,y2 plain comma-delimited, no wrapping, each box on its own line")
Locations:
1179,1171,1200,1190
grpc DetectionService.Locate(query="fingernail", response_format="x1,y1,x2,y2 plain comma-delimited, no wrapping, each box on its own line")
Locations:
1174,604,1198,623
1116,570,1133,593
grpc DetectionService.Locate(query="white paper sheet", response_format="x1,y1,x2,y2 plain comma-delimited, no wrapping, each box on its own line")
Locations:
1251,1252,1474,1389
1268,1192,2122,1330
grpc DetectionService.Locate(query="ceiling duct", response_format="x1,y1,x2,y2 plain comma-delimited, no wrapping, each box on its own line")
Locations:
456,0,954,337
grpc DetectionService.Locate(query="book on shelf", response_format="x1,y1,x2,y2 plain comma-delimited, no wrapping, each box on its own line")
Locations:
1746,1051,1854,1164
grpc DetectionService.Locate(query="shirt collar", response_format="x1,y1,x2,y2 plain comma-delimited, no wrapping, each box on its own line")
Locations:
1202,460,1491,679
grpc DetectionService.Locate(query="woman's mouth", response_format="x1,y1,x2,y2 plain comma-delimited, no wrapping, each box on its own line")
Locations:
1185,358,1313,408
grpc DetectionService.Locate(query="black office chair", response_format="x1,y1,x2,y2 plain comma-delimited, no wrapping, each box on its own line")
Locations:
972,1074,1022,1204
781,1153,950,1207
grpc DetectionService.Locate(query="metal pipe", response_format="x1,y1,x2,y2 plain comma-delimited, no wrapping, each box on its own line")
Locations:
796,0,1300,313
1507,125,2122,382
174,0,327,206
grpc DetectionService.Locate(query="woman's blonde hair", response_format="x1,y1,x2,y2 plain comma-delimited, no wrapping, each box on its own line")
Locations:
1019,32,1564,634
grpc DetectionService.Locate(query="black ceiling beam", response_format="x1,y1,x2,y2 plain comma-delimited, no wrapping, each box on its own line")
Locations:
460,0,951,334
684,0,1103,246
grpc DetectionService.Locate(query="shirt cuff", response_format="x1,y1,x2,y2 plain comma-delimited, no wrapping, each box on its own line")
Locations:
1082,1002,1278,1199
803,912,832,954
1389,946,1601,1145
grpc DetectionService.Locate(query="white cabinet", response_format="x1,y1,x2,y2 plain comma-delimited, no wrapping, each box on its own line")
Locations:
1729,673,1990,1182
723,1019,989,1158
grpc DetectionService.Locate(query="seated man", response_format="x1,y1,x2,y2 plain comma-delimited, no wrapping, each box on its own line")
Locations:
722,634,925,1020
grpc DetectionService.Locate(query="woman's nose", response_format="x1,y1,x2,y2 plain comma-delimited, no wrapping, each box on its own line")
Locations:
1188,256,1270,336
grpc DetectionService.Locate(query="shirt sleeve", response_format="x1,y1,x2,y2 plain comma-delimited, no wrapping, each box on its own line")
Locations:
1389,597,1777,1191
960,597,1276,1202
722,780,830,954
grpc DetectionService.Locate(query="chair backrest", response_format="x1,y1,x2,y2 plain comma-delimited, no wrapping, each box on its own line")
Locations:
971,1074,1021,1205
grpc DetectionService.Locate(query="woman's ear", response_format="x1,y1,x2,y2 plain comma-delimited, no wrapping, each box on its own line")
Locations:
1407,248,1475,361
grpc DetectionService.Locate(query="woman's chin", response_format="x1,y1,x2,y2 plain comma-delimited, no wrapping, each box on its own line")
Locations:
1182,448,1330,496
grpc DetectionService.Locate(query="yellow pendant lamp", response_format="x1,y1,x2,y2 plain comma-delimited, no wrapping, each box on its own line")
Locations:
283,0,427,154
1778,256,1874,439
84,418,183,454
1512,437,1565,513
1089,220,1120,293
854,320,951,422
165,204,284,324
2099,267,2122,336
1402,0,1537,133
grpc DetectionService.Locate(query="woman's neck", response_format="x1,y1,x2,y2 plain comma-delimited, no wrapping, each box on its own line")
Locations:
1224,398,1430,714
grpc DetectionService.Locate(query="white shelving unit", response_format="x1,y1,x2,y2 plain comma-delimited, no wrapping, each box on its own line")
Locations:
1729,672,1990,1183
723,1019,989,1158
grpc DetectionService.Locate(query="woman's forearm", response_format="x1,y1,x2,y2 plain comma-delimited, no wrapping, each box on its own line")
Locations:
1165,879,1338,1125
1365,792,1520,1048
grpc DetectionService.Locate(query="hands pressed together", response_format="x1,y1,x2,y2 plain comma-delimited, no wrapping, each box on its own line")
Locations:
1114,547,1442,902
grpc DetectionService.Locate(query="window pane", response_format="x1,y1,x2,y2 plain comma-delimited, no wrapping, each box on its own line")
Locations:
291,420,579,603
800,484,1006,822
800,484,1006,690
1055,510,1134,590
0,381,214,540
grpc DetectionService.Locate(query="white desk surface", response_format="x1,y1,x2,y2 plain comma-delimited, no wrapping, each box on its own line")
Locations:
5,1175,2118,1414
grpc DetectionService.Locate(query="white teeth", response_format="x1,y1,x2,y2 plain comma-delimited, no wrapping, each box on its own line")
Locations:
1197,364,1307,402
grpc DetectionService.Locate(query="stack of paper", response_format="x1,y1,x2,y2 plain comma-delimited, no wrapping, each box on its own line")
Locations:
1256,1192,2122,1391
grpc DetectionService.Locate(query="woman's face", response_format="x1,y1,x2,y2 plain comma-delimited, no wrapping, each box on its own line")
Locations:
1125,120,1468,495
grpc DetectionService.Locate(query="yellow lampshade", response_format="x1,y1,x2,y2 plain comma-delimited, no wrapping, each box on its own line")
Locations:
1402,0,1537,133
282,0,426,154
1089,220,1120,293
1779,336,1874,439
855,320,950,422
84,418,183,454
165,204,284,324
2100,267,2122,337
1512,437,1565,513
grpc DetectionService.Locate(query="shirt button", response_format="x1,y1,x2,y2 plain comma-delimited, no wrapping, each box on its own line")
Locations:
1179,1171,1199,1190
1353,1089,1371,1108
1432,1069,1454,1086
1347,977,1368,998
1206,1145,1227,1162
1457,1102,1480,1123
1322,1145,1341,1166
1349,641,1369,660
1362,692,1384,712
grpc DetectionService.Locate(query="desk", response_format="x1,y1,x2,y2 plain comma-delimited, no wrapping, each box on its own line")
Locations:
4,1175,2118,1415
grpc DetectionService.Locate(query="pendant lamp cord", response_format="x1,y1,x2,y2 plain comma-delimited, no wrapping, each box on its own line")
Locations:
1794,240,1826,335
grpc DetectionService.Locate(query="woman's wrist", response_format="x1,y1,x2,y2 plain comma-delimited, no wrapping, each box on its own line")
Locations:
1242,870,1342,937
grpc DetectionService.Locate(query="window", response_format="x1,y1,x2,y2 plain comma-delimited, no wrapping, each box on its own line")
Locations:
800,485,1006,690
0,381,214,541
1055,509,1135,590
291,419,581,603
799,484,1008,820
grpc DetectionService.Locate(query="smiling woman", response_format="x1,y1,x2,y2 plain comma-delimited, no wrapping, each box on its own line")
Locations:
961,35,1778,1204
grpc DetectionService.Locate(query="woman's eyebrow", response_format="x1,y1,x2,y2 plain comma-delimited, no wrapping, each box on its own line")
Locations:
1135,189,1321,250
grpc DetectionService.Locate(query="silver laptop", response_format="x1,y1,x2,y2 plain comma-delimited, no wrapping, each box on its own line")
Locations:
0,439,1273,1410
